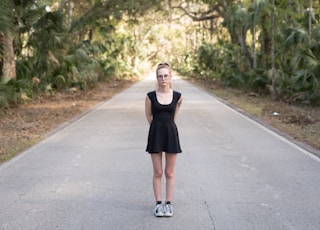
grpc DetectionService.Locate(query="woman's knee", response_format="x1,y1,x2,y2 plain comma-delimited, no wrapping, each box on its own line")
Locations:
154,169,163,178
165,170,174,179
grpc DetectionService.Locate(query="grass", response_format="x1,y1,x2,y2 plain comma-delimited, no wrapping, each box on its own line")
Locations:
0,139,39,162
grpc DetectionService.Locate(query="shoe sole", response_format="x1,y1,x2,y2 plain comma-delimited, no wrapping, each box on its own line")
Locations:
154,213,164,217
164,213,173,217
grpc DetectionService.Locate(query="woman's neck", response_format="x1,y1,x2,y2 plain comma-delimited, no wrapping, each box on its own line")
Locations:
157,87,171,93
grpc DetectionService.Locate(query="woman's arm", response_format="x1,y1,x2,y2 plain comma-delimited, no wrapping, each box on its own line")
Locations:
145,96,153,125
174,97,182,122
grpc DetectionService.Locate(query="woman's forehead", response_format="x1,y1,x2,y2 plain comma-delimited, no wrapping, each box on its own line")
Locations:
157,68,170,75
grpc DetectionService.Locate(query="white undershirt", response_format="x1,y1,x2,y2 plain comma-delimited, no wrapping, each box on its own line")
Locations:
156,89,173,105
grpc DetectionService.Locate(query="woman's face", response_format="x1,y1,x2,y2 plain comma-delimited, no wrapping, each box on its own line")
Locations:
157,67,171,87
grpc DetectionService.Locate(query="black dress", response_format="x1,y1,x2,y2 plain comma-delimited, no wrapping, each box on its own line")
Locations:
146,90,182,154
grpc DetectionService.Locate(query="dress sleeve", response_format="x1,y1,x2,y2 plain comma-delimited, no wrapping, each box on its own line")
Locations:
173,91,181,101
147,91,154,100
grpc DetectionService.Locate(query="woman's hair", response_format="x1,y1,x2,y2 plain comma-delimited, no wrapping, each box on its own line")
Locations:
156,62,173,89
156,62,172,77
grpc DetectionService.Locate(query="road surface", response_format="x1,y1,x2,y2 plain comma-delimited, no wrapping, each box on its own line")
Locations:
1,75,320,230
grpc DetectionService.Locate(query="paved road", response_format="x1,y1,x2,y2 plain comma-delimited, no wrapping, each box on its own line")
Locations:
1,75,320,230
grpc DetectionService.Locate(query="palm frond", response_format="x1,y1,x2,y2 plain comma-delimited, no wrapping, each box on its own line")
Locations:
0,0,15,34
283,28,309,49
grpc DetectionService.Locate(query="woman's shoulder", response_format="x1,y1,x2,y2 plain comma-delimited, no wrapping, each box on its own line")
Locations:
147,90,156,98
147,90,156,94
173,90,182,98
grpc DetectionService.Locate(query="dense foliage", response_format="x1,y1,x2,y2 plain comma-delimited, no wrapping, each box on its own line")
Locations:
0,0,319,107
0,0,159,106
173,0,320,105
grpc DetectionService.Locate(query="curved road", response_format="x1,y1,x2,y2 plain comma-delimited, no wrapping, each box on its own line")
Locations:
1,76,320,230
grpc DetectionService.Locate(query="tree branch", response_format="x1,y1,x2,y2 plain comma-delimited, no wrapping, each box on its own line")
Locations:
171,5,221,22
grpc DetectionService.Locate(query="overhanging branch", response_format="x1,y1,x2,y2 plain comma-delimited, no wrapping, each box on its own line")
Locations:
172,5,221,21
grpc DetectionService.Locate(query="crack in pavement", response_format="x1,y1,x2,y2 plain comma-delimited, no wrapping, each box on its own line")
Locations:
204,200,217,230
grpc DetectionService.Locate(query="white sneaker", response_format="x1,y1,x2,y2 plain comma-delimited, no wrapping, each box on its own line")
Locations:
153,204,164,217
163,203,174,217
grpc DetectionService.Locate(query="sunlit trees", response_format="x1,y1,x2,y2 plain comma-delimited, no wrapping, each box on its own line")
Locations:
0,0,161,106
1,0,320,106
171,0,320,104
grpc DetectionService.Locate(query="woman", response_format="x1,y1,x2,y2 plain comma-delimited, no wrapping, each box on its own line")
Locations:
145,62,182,217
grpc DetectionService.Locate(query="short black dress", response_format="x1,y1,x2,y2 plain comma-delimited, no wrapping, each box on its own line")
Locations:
146,90,182,154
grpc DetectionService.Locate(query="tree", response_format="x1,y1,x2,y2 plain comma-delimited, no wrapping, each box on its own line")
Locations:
248,0,267,69
308,0,313,41
270,0,276,98
0,0,16,83
251,0,257,69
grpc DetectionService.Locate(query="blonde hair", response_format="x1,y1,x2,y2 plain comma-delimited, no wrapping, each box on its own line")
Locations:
156,62,173,89
156,62,172,76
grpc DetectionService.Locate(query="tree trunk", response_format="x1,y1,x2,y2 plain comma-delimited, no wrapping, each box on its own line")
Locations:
271,0,277,99
252,0,257,69
261,14,271,67
237,30,253,68
308,0,312,42
0,32,16,83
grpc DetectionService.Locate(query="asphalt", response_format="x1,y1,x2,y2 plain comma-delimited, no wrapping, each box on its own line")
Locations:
1,75,320,230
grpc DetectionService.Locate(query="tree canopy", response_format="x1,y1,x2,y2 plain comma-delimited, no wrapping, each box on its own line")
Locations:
0,0,320,106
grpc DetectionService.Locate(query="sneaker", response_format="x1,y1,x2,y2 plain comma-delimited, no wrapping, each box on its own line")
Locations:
153,204,164,217
163,203,174,217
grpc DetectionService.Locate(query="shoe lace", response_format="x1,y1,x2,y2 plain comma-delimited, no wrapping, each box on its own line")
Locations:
165,204,173,213
155,204,163,214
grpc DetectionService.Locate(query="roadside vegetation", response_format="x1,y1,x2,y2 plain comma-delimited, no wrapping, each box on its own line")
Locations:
0,0,319,163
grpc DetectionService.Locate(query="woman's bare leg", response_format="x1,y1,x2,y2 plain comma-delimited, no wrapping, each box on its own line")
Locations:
151,152,163,202
165,153,177,202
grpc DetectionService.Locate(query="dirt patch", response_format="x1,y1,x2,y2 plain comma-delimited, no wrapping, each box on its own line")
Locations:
260,102,320,150
0,79,136,163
